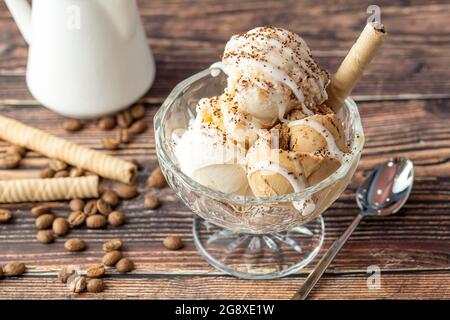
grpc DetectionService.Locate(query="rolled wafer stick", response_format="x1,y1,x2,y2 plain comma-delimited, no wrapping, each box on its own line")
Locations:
0,115,137,184
325,22,387,111
0,176,99,203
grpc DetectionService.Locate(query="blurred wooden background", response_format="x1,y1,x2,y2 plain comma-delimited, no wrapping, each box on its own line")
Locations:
0,0,449,299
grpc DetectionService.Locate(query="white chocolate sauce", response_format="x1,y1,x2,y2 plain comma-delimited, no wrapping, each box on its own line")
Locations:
248,160,316,216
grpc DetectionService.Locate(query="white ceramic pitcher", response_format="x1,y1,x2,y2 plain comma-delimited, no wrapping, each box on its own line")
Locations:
5,0,156,118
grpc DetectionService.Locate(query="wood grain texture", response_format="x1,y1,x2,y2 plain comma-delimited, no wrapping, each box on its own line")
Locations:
0,0,450,103
0,0,449,300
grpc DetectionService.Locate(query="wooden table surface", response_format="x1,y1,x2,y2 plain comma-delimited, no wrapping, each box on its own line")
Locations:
0,0,449,300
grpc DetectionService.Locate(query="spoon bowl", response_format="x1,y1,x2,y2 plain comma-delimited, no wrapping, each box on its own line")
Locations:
357,158,414,216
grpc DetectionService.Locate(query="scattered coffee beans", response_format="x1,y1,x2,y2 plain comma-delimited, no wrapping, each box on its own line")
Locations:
101,137,120,150
116,258,134,273
113,183,138,199
117,111,133,128
36,230,54,244
118,128,132,144
58,266,77,283
69,199,85,212
102,250,122,266
68,275,86,293
102,239,122,252
52,218,69,236
86,215,107,229
128,120,147,134
108,211,125,227
144,194,160,209
0,209,12,223
86,264,105,278
49,159,68,171
68,211,86,227
39,167,55,179
87,278,104,293
69,167,84,177
3,261,26,276
147,166,167,189
54,170,69,178
130,104,145,119
163,236,183,250
7,145,27,157
35,213,55,229
98,116,116,130
101,190,120,207
96,199,112,216
65,238,86,252
83,199,98,216
31,205,51,217
0,152,21,168
63,119,84,132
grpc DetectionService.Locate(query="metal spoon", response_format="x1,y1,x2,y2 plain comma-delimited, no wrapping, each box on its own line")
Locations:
292,158,414,300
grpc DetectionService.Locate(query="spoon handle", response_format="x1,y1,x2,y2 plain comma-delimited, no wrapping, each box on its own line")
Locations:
292,213,364,300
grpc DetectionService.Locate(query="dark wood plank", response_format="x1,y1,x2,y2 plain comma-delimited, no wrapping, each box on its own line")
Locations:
1,0,450,103
0,271,448,300
0,101,449,279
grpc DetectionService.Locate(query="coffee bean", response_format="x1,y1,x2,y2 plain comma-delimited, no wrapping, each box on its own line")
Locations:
7,145,27,157
163,236,183,250
130,104,145,119
108,211,125,227
83,199,98,215
101,190,120,207
102,250,122,266
102,239,122,252
147,166,167,189
68,275,86,293
64,238,86,252
68,211,86,227
0,209,12,223
87,278,104,293
86,215,107,229
96,199,112,216
69,167,84,177
116,258,134,273
52,218,69,236
49,159,68,171
36,230,54,244
144,194,160,209
63,119,83,132
118,128,132,144
129,159,141,170
54,170,69,178
31,205,51,217
98,116,116,130
69,199,85,212
116,111,133,128
3,261,26,276
35,213,55,229
86,264,105,278
0,152,21,168
128,120,147,134
39,167,55,179
58,266,77,283
112,183,138,199
101,137,120,150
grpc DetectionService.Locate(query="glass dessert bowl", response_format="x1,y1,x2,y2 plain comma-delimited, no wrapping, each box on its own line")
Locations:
154,68,364,279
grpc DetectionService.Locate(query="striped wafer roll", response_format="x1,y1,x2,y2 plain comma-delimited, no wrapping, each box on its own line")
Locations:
0,176,99,203
0,115,137,184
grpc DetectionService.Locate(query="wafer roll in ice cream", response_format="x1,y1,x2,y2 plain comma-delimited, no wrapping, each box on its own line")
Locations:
0,176,99,203
326,22,387,111
0,115,137,184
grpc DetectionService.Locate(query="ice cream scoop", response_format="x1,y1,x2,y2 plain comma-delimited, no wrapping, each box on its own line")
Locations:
222,26,330,128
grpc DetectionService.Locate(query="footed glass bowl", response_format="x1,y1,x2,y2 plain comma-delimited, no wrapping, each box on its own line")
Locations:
154,68,364,279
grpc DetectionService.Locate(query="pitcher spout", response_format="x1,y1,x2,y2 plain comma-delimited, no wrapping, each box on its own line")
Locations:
5,0,32,44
